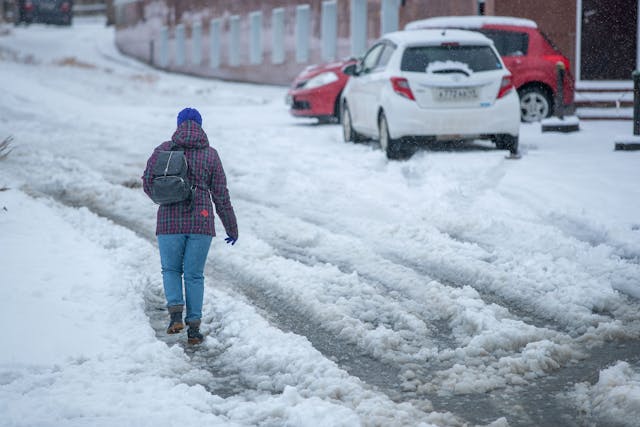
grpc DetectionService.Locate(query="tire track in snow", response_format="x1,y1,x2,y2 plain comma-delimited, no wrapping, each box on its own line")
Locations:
497,185,640,266
22,184,441,410
22,175,640,427
234,193,573,335
227,193,640,426
227,231,640,427
25,182,501,425
27,183,459,425
235,189,640,339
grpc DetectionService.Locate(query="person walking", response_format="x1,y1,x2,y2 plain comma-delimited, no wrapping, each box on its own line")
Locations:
142,107,238,344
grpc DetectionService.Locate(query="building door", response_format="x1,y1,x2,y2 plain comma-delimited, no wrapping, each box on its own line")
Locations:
581,0,637,80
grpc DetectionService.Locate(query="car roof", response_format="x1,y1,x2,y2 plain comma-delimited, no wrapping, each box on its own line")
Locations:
382,29,494,46
405,16,538,31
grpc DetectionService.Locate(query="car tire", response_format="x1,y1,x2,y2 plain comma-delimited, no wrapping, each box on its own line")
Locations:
379,112,406,160
333,93,342,124
519,86,552,123
342,103,364,143
495,134,519,155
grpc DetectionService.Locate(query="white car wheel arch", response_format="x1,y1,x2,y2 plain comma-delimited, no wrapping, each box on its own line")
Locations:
379,114,389,152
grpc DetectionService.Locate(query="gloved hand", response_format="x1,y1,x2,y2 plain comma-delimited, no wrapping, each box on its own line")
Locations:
225,235,237,246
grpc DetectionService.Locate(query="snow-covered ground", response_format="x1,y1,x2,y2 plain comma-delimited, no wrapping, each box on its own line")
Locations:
1,17,639,427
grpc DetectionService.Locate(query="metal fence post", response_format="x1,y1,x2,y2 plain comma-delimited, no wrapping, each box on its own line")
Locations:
381,0,400,35
351,0,367,57
633,70,640,135
192,22,202,66
555,62,565,120
295,5,310,63
210,19,221,69
321,1,337,61
229,15,240,66
159,27,168,68
613,72,640,149
175,24,185,67
250,11,262,65
271,8,285,64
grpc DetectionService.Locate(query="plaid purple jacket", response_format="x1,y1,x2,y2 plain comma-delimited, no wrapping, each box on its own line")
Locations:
142,121,238,239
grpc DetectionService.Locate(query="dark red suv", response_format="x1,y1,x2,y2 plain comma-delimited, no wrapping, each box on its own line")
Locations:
406,16,575,122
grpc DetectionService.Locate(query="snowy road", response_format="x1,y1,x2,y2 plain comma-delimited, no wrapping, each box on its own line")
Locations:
1,18,640,427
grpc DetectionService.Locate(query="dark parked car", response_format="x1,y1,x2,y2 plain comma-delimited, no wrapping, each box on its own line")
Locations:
15,0,73,26
406,16,575,122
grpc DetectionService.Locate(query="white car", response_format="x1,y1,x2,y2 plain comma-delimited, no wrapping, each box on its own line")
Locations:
341,29,521,159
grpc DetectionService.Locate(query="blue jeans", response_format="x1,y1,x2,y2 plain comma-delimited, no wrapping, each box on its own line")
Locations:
157,234,212,323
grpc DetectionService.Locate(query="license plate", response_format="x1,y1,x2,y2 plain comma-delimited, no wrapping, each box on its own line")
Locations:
436,87,478,101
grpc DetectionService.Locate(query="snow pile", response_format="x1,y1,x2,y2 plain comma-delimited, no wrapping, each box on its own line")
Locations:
426,60,473,76
405,16,538,31
0,187,234,426
540,115,580,126
572,362,640,425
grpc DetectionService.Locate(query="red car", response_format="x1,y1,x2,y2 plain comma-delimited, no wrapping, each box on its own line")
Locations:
286,58,357,123
405,16,575,122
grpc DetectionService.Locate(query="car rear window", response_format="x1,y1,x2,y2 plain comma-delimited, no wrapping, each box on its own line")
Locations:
478,30,529,56
400,45,502,73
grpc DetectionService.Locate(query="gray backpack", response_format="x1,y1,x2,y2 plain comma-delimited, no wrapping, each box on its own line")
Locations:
150,144,193,205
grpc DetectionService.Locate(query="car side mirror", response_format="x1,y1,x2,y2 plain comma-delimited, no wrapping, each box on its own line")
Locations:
343,63,359,76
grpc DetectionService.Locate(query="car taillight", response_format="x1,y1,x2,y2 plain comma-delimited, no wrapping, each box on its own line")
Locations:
497,75,514,99
60,2,71,12
543,54,570,71
390,77,415,101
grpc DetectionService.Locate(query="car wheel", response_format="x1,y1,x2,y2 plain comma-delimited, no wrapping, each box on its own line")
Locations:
495,134,519,155
379,112,405,160
519,86,552,123
342,103,363,143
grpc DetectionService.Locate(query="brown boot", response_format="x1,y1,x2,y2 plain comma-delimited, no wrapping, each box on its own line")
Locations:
166,306,184,334
186,320,203,344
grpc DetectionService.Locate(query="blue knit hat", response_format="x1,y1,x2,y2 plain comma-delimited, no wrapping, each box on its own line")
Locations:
177,107,202,127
